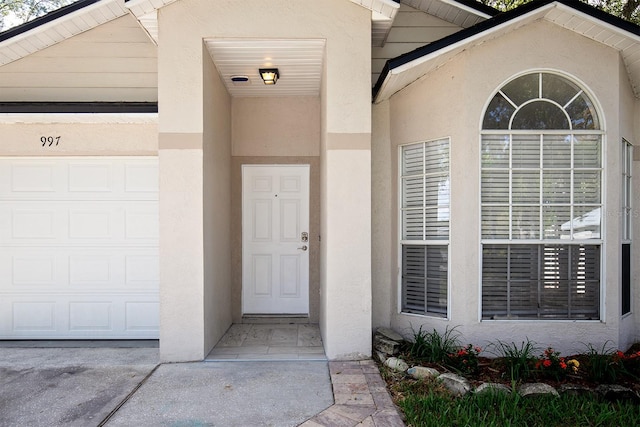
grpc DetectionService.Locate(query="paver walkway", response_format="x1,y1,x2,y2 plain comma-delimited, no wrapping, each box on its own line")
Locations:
300,360,405,427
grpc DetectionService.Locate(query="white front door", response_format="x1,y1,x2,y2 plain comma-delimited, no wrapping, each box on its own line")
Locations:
242,165,309,314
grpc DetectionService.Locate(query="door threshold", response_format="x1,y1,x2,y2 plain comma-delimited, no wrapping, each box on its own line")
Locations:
241,315,310,324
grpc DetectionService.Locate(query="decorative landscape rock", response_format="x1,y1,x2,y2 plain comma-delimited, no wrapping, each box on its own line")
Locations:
438,373,472,397
518,383,560,398
373,327,403,357
558,384,595,398
407,366,440,380
384,357,409,373
375,351,388,364
376,327,404,343
475,382,512,395
595,384,640,402
374,335,400,356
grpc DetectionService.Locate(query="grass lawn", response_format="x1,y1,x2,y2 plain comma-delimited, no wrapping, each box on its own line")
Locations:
391,376,640,427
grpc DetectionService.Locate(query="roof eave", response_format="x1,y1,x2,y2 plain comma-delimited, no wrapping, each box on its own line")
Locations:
373,0,640,103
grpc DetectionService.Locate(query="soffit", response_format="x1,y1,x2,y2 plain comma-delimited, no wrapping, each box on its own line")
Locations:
374,2,640,102
402,0,492,28
205,39,326,97
0,0,128,66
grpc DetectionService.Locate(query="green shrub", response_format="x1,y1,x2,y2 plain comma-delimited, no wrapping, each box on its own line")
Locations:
447,343,482,376
488,339,538,383
535,347,580,381
582,341,622,383
408,325,460,364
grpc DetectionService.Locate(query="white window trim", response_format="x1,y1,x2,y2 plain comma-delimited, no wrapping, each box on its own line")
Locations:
622,139,633,318
397,137,451,319
477,71,607,322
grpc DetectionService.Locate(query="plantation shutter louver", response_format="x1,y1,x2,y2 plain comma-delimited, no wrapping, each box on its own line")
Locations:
400,139,449,317
481,73,602,320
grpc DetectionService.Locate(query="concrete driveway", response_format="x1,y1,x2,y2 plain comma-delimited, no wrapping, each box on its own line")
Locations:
0,344,333,427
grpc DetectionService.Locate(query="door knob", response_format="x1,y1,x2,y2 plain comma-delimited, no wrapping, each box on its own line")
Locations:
298,245,308,251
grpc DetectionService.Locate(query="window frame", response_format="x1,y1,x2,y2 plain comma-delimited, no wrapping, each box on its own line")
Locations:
621,139,633,316
479,71,605,321
398,138,451,319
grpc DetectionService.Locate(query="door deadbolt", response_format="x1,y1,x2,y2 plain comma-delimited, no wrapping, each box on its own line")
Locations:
301,232,309,242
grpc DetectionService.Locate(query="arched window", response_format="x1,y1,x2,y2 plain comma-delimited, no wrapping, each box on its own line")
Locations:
480,72,602,320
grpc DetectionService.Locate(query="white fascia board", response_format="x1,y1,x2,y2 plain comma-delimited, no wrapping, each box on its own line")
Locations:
0,0,126,50
124,0,178,18
392,10,548,75
374,6,552,102
0,113,158,124
553,2,640,43
350,0,400,19
438,0,493,19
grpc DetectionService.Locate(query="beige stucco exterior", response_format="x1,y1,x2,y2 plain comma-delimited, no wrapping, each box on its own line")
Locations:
157,0,372,361
0,117,157,156
372,19,640,355
4,0,640,362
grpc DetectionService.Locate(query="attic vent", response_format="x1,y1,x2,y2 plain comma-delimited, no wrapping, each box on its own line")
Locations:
231,76,250,85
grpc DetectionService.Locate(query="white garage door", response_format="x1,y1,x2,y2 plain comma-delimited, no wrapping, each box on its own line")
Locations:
0,157,159,339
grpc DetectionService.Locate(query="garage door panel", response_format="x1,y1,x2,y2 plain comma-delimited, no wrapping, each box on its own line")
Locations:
0,157,159,339
0,158,158,201
125,163,159,193
12,254,59,286
2,247,158,290
2,201,158,246
12,301,57,332
2,294,159,338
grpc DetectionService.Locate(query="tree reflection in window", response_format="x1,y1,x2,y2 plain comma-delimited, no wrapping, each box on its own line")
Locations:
483,73,599,130
480,72,603,320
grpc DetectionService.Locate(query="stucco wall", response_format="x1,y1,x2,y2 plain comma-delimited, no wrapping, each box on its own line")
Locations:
158,0,372,361
202,45,232,354
0,116,157,156
232,97,320,157
375,19,636,355
372,100,393,330
618,55,638,351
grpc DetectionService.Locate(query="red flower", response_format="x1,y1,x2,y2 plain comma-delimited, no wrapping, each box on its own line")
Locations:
560,362,567,370
543,360,552,368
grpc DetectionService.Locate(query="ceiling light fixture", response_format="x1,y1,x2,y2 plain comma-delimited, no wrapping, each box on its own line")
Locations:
259,68,279,85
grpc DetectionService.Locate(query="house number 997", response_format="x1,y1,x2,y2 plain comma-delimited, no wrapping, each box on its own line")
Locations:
41,136,61,147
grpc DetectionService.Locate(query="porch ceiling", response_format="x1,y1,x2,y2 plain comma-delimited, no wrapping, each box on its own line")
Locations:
205,39,326,97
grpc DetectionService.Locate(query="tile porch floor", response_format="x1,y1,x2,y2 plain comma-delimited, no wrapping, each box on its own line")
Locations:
205,323,326,361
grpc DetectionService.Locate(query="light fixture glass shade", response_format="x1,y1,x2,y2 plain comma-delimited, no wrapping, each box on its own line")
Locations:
259,68,279,85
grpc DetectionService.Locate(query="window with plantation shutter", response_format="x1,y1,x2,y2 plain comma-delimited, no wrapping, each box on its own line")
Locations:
481,72,602,320
622,139,633,315
400,139,449,317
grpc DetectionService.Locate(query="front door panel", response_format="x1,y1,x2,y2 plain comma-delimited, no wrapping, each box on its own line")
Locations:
242,165,309,314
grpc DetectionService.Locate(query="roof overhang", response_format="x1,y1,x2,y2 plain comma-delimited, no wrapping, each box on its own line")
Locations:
125,0,403,47
374,0,640,102
0,0,128,66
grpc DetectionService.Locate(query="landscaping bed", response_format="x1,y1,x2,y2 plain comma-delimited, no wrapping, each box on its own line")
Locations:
374,327,640,427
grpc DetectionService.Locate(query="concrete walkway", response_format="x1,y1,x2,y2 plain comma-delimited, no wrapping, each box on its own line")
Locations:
0,345,404,426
